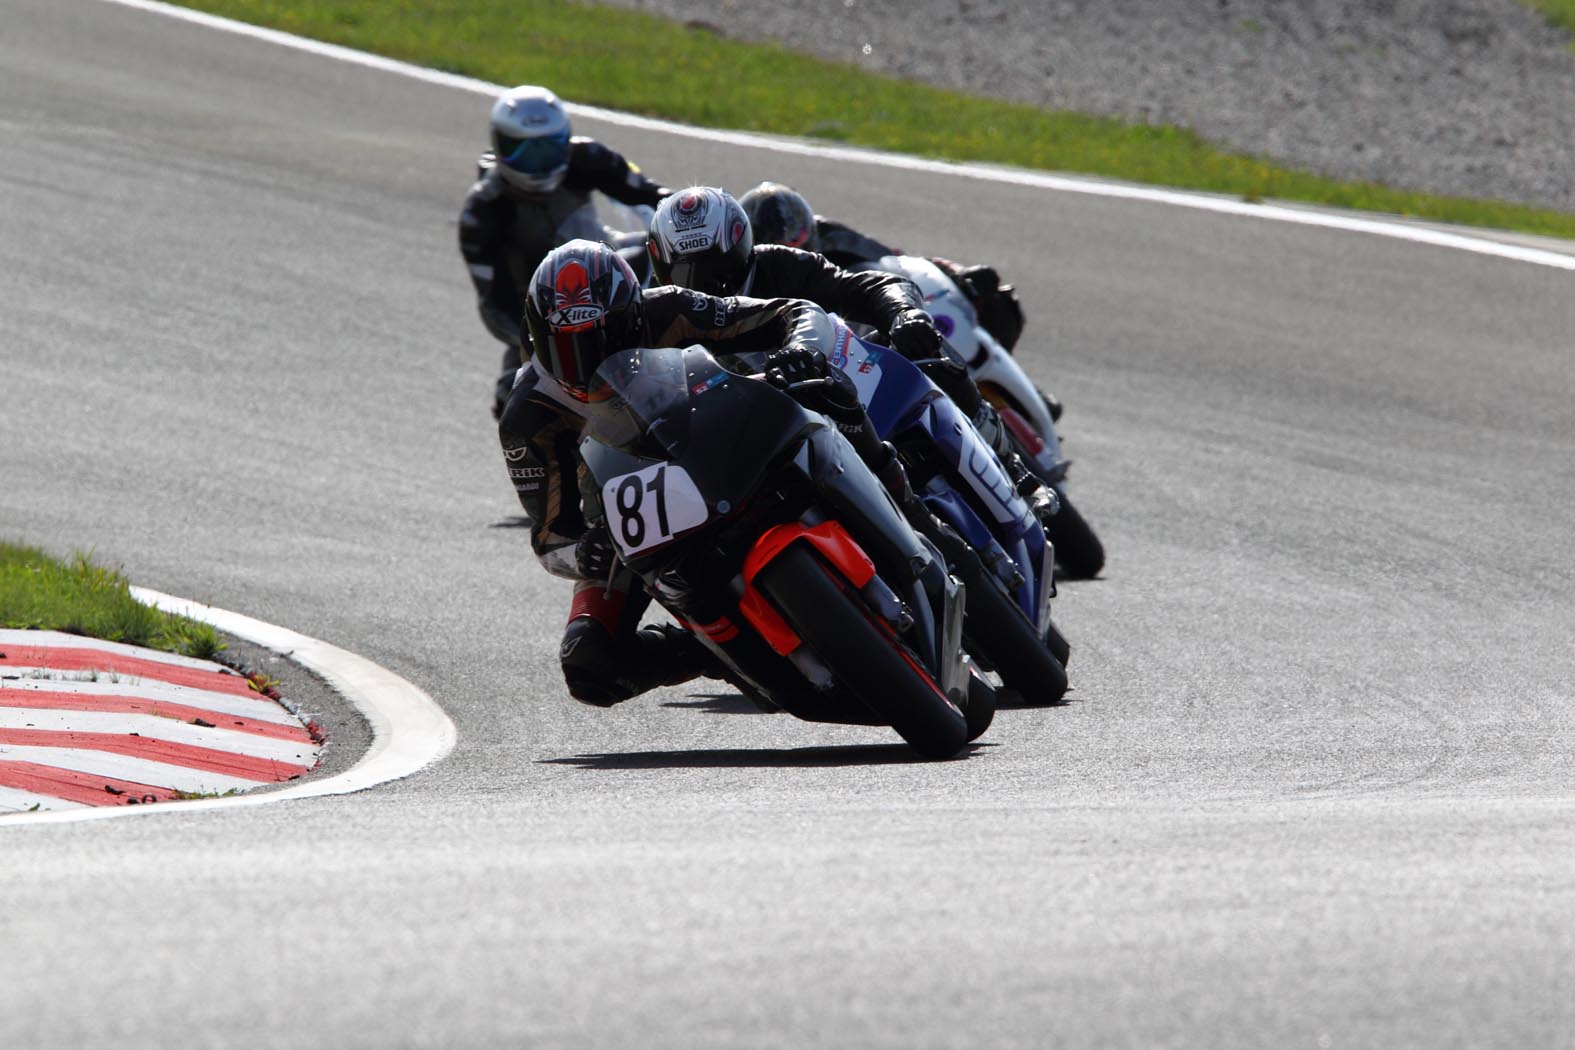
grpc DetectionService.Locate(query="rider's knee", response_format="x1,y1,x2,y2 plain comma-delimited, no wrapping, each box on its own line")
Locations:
560,615,634,707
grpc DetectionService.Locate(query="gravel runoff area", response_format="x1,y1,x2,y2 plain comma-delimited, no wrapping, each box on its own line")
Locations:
593,0,1575,214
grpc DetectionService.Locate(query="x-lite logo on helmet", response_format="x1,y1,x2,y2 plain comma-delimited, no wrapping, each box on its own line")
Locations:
528,241,642,404
549,261,603,330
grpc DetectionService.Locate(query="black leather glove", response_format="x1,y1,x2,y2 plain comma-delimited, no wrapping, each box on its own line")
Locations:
887,309,943,362
952,264,1001,304
815,364,864,421
980,282,1026,352
766,349,875,458
764,345,829,389
574,522,617,580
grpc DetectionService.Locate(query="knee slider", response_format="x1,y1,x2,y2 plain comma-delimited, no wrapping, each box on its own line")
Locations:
560,616,634,707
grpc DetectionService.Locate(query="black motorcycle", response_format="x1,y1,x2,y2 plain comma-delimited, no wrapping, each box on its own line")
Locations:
578,345,994,758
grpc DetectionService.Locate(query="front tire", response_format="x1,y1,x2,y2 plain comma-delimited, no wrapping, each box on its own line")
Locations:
1044,619,1071,669
965,670,997,741
755,544,969,759
1045,492,1105,580
963,568,1070,706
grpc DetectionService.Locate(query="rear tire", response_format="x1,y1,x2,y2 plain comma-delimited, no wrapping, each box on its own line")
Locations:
1045,492,1104,580
755,544,969,759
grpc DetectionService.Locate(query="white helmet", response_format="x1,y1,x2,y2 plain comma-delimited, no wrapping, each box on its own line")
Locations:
646,187,754,296
490,85,571,193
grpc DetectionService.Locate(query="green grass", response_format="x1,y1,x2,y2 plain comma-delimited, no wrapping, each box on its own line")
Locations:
0,542,224,659
167,0,1575,240
1523,0,1575,44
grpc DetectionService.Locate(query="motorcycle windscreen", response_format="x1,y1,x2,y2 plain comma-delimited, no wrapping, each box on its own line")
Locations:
584,346,691,452
585,345,817,511
672,347,820,508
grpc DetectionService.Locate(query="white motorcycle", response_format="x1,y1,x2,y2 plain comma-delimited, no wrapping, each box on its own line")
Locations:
858,255,1106,579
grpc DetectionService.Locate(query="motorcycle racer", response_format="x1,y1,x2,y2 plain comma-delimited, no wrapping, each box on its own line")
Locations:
501,240,913,707
739,180,1028,357
460,85,672,420
645,186,957,379
650,186,1056,521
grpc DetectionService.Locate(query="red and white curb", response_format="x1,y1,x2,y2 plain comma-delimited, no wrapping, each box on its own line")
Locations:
0,630,322,813
2,590,457,824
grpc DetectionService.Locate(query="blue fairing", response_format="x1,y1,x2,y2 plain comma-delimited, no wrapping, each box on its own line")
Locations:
834,326,1050,623
851,342,927,437
921,478,1046,618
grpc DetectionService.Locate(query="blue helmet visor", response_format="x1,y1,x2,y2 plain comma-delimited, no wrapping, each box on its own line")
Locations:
494,128,570,177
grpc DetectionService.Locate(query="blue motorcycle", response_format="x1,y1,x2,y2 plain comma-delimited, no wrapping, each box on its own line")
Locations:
821,316,1070,705
825,321,1071,705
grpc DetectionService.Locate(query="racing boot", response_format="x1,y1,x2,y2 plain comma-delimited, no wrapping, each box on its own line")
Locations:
871,440,955,545
999,447,1061,524
870,442,975,573
870,440,915,508
560,613,637,707
632,623,728,686
561,617,725,707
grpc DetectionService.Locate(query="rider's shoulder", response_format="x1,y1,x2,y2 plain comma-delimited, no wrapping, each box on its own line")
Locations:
500,364,582,427
754,242,814,260
752,242,826,276
567,136,613,164
644,283,700,312
465,159,508,204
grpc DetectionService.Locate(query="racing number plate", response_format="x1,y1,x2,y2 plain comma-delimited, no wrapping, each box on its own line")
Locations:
602,462,709,556
830,327,884,405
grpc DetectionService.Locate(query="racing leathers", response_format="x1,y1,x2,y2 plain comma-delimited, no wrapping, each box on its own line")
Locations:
499,288,894,707
724,243,1049,518
731,243,997,434
814,217,1026,354
460,139,670,416
734,244,919,330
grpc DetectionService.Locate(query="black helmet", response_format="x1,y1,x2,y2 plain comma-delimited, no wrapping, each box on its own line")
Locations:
739,182,817,252
524,240,645,400
647,187,754,295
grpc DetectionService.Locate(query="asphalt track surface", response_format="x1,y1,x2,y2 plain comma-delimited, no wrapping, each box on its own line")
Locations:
3,3,1574,1047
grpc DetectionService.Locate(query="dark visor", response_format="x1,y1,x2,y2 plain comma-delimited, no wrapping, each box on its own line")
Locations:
547,326,612,397
495,130,570,176
667,253,732,297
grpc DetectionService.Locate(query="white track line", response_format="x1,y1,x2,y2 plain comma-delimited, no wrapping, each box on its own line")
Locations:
1,590,457,825
101,0,1575,273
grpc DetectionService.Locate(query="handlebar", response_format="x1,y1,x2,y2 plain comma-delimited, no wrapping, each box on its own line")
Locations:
746,371,837,395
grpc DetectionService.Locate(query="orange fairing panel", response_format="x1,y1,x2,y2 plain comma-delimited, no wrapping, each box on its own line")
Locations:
736,521,878,655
